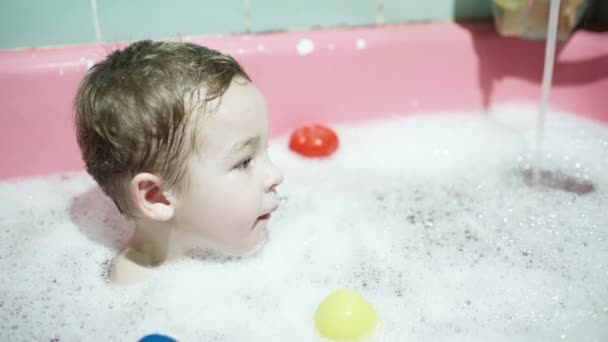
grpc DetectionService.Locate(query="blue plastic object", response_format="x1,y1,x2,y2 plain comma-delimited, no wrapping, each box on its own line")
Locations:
138,334,177,342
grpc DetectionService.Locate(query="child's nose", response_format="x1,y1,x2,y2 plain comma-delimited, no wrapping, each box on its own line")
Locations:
265,161,283,192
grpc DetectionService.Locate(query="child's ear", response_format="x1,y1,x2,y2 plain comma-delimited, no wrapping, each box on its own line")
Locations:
130,173,175,221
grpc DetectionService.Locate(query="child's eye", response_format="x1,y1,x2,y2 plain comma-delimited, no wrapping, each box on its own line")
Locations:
234,157,252,170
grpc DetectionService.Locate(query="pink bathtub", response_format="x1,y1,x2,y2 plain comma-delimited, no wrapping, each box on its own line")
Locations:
1,22,607,180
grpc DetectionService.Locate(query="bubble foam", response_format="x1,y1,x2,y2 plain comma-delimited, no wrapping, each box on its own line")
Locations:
1,104,607,341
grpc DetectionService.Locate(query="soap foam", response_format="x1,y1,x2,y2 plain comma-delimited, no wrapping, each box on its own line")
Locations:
1,104,607,341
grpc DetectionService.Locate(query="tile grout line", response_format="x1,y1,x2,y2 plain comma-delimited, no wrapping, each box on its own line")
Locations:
244,0,252,33
376,0,385,25
90,0,103,43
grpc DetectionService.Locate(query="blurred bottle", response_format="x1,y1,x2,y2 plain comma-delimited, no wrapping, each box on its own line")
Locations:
492,0,593,40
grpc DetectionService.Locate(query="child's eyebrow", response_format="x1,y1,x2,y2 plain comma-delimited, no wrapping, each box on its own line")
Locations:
229,136,260,154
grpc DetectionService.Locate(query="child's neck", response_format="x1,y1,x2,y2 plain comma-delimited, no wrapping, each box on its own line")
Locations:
130,220,186,265
109,220,192,285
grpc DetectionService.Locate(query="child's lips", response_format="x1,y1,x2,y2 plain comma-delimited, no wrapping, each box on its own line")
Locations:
258,213,271,221
253,204,278,229
252,213,271,231
259,203,279,221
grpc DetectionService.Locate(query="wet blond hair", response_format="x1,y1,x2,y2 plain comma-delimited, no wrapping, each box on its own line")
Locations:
75,40,250,217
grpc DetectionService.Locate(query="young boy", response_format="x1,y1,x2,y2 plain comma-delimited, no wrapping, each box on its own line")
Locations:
74,40,284,285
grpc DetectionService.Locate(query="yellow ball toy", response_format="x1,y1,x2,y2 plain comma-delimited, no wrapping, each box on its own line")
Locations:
314,289,378,340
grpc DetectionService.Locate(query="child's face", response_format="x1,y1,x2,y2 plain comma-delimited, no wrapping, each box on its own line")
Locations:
174,79,283,255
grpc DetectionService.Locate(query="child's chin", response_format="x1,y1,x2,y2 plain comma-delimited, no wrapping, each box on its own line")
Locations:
234,228,268,257
212,228,269,258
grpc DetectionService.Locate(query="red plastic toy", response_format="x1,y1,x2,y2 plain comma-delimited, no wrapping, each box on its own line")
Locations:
289,124,339,158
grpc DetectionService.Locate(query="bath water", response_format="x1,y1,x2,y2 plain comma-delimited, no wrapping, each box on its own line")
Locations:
1,104,607,341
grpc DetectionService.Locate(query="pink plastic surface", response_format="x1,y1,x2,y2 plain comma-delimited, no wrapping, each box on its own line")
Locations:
0,22,607,180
